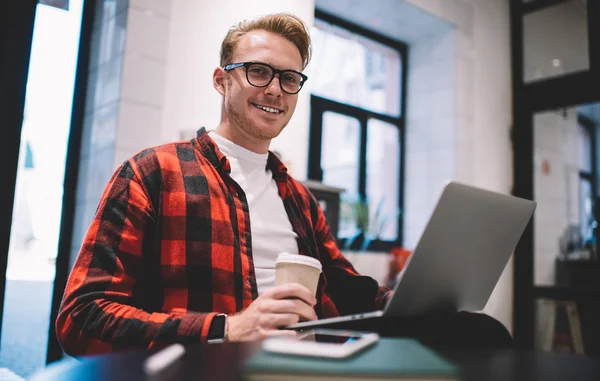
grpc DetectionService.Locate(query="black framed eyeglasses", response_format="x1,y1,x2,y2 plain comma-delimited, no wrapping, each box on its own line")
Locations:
223,61,308,95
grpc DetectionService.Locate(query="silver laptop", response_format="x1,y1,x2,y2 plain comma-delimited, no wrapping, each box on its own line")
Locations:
288,181,536,330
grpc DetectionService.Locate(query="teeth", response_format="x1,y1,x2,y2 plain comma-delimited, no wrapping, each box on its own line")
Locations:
255,104,281,114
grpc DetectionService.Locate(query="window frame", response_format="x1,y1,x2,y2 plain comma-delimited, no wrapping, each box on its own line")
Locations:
308,10,408,252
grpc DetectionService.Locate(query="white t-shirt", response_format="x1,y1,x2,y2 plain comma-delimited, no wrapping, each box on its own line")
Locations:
209,131,299,295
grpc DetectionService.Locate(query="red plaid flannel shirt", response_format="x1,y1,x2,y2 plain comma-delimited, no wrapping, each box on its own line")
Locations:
56,129,390,356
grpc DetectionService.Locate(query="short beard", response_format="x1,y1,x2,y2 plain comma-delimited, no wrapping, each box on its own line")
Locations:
224,81,287,140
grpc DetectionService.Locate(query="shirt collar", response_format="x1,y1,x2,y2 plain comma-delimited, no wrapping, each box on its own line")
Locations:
193,127,289,182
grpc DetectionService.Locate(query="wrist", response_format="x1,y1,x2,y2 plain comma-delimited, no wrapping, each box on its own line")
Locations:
227,315,238,342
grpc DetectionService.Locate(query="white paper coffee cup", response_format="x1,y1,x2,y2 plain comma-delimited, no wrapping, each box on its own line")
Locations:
274,253,322,297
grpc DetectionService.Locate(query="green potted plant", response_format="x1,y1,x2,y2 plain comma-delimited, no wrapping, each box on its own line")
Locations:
340,195,400,252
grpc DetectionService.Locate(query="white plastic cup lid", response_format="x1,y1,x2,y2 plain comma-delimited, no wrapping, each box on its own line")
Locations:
276,252,322,272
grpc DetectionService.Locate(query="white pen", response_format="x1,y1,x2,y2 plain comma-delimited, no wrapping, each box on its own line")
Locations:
143,343,186,376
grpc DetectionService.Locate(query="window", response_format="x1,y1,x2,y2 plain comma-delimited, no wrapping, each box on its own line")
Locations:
310,20,402,116
0,0,85,376
578,120,596,245
308,12,406,250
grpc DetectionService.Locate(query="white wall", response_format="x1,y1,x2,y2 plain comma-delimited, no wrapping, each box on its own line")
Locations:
162,0,315,179
115,0,172,165
403,27,456,250
406,0,514,332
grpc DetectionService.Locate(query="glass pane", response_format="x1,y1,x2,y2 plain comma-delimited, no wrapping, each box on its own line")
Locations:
311,20,402,117
0,1,84,378
523,0,589,83
578,124,592,172
533,104,599,287
321,112,360,238
579,178,594,243
366,119,400,241
578,103,600,198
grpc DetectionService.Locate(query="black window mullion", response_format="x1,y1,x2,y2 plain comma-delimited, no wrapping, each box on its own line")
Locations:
308,96,325,181
521,0,571,14
580,172,593,181
397,116,405,246
358,115,368,198
588,0,600,77
310,95,399,124
398,40,409,247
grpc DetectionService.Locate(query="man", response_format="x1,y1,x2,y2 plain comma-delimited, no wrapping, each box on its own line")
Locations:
56,13,510,356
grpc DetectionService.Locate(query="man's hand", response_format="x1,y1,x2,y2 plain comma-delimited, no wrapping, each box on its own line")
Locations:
227,283,317,342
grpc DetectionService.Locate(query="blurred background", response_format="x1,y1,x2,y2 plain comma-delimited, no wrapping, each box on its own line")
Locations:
1,0,599,378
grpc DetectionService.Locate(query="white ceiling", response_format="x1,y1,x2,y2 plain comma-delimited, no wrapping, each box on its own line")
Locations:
314,0,452,44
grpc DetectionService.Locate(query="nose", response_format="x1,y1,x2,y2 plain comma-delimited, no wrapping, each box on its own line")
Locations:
265,74,283,97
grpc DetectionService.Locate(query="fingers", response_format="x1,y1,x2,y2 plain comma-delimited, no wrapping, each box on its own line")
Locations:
266,283,317,306
263,329,298,338
259,299,317,321
228,312,299,342
259,313,300,330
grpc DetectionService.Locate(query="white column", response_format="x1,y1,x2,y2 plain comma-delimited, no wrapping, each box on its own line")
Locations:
114,0,173,165
72,0,131,269
407,0,514,332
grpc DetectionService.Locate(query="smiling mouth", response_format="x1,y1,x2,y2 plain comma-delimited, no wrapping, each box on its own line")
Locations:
252,103,283,115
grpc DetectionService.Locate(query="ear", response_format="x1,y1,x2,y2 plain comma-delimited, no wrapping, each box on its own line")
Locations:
213,67,226,96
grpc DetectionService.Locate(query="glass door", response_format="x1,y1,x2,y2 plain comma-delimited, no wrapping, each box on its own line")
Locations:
0,0,85,378
532,103,600,356
511,0,600,354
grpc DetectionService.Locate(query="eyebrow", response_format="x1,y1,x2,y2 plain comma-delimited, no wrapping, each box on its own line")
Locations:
251,61,303,72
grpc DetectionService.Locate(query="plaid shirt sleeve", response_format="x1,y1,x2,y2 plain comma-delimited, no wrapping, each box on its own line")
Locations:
307,190,392,315
56,159,216,356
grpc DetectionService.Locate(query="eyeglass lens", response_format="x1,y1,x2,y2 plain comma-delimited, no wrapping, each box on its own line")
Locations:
246,63,302,93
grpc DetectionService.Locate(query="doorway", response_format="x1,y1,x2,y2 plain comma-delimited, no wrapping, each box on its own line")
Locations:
511,0,600,354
